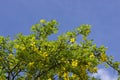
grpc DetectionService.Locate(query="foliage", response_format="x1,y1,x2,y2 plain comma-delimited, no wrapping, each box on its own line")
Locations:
0,19,120,80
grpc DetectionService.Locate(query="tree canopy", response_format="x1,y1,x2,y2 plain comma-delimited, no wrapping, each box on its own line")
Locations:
0,19,120,80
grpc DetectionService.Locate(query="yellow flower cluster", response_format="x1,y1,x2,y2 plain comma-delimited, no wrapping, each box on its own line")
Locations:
100,53,107,62
89,53,95,58
71,60,78,67
63,72,69,80
40,19,46,23
28,62,34,68
29,62,34,65
30,42,36,47
30,38,39,52
30,36,36,41
64,60,70,64
38,51,48,58
85,62,92,68
93,67,98,73
30,38,36,48
88,67,98,73
14,44,26,51
43,52,48,57
70,38,75,43
48,78,52,80
71,74,77,79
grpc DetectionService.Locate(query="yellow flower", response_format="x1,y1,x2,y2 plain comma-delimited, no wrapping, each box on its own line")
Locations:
64,78,68,80
28,62,34,67
14,44,26,50
90,53,94,58
43,52,48,57
87,62,91,66
101,53,107,62
72,60,78,67
48,78,52,80
63,72,69,80
40,19,46,23
71,74,77,78
52,20,56,23
70,38,75,43
31,42,35,47
93,67,98,73
85,65,88,68
63,72,67,77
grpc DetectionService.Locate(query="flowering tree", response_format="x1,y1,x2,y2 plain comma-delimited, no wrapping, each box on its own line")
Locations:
0,19,120,80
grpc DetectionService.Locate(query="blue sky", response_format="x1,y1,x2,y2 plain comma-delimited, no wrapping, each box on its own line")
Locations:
0,0,120,79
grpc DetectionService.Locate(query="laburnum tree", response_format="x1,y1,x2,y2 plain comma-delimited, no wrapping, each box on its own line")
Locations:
0,19,120,80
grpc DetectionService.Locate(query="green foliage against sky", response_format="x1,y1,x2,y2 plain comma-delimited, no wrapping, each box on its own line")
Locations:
0,19,120,80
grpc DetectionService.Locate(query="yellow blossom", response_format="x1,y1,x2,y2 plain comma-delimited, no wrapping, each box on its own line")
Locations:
93,67,98,73
40,19,46,23
63,72,68,77
70,38,75,43
87,62,91,66
64,78,69,80
63,72,69,80
31,42,36,47
90,53,94,58
72,60,78,67
101,53,107,62
48,78,52,80
43,52,48,57
85,65,89,68
71,74,77,78
28,62,34,67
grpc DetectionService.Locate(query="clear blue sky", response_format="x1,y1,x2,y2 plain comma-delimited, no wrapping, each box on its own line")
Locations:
0,0,120,61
